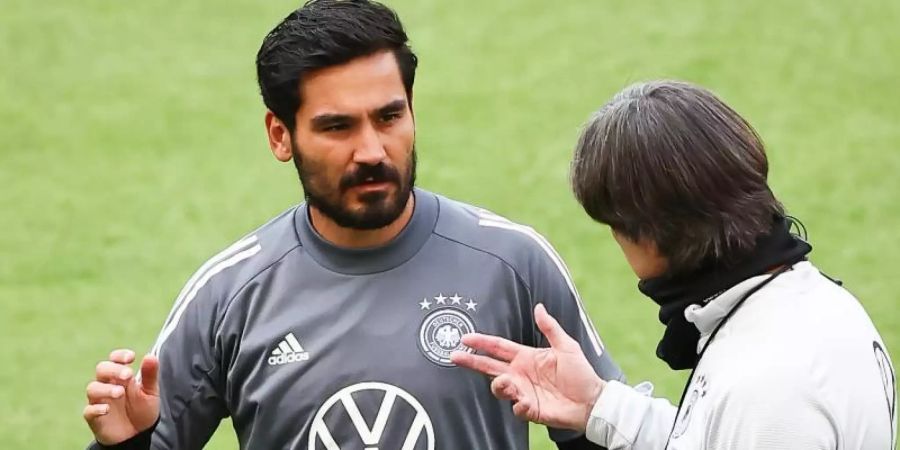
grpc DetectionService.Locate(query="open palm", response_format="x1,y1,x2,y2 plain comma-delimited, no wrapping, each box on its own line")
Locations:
451,304,605,432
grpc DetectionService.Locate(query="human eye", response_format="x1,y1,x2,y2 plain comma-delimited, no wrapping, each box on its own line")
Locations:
380,110,403,124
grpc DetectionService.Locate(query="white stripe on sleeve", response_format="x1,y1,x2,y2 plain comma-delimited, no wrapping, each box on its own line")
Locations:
478,214,605,356
150,238,261,358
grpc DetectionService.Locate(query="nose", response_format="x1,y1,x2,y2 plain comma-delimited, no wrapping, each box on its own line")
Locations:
352,122,387,166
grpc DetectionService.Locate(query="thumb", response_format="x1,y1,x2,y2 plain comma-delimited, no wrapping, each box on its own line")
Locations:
535,304,577,351
138,355,160,396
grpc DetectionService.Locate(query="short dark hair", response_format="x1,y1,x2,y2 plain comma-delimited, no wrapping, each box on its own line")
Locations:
256,0,418,132
571,80,784,274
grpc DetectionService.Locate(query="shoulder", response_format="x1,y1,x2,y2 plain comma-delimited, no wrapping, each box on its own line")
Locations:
432,194,571,282
174,205,303,312
752,262,863,317
734,262,880,352
707,262,884,401
149,206,303,356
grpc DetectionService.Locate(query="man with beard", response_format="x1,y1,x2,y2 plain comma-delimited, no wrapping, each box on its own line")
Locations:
81,1,623,449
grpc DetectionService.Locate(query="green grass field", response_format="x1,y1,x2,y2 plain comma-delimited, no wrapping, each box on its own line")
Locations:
2,0,898,448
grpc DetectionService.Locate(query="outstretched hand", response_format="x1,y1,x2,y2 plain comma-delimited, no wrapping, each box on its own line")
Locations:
451,304,605,432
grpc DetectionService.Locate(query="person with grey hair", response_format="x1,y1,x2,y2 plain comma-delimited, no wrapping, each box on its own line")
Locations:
453,80,896,449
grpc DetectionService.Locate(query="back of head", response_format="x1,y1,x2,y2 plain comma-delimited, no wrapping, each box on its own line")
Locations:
571,80,783,275
256,0,418,132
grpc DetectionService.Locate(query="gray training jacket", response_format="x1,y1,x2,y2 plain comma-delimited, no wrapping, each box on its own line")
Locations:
89,188,623,449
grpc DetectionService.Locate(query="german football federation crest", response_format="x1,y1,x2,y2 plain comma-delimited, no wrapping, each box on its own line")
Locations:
417,293,478,367
672,374,708,439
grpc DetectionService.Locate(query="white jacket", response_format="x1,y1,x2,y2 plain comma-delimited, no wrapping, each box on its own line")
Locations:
585,261,896,449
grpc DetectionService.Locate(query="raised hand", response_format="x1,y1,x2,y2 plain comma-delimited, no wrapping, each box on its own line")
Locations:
451,304,605,432
83,349,160,445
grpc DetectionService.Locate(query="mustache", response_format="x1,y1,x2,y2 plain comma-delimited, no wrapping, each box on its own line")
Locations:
339,163,401,191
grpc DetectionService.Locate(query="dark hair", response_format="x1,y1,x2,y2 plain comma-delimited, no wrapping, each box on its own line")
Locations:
256,0,418,132
571,80,784,274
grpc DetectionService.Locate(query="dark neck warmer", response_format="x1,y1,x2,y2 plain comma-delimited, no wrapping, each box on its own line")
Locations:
638,216,812,370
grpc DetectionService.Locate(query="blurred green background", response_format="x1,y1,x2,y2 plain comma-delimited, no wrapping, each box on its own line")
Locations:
1,0,898,448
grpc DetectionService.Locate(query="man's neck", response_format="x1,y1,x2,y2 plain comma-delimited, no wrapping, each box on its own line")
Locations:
309,195,416,249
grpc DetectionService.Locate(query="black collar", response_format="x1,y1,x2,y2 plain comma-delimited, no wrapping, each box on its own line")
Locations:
638,216,812,369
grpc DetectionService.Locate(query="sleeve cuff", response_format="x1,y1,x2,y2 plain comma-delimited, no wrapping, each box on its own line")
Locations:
585,380,651,448
89,418,158,450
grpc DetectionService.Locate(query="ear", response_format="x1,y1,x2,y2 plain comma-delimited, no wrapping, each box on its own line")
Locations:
265,111,293,163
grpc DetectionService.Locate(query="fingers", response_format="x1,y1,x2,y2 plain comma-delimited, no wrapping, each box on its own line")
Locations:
95,361,134,384
512,400,534,420
86,381,125,403
83,403,110,421
108,349,136,365
451,351,509,377
493,375,537,421
460,333,524,362
490,374,521,401
138,354,160,396
534,304,578,351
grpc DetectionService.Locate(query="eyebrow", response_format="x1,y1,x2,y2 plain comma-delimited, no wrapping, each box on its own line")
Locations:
374,99,407,116
309,99,408,129
310,113,353,130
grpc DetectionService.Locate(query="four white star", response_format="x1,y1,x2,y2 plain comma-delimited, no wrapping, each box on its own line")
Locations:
419,294,477,312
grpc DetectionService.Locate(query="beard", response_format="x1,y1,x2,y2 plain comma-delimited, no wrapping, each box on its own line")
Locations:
292,146,417,231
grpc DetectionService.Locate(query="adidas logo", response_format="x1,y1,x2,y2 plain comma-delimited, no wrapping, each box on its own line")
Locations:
268,333,310,366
